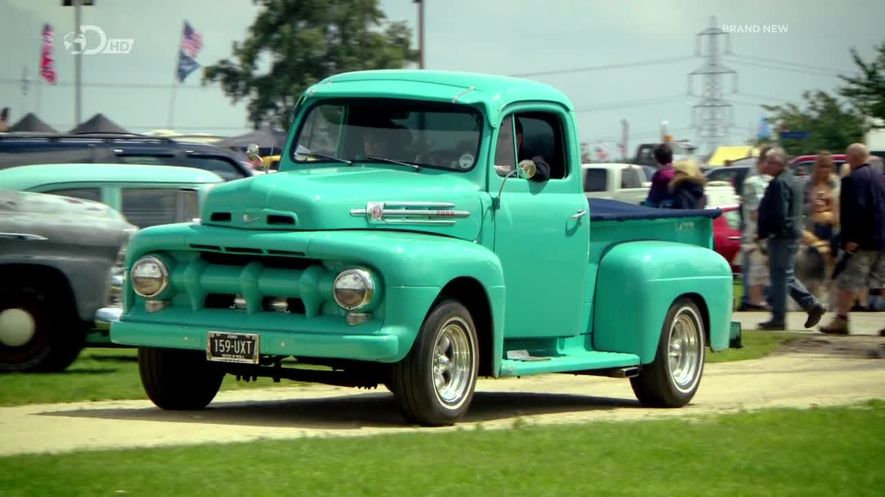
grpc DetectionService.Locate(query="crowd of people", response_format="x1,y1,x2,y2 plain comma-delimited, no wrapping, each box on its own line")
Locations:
643,142,885,336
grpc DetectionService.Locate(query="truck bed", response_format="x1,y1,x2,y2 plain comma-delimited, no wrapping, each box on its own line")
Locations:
588,198,720,252
588,198,720,222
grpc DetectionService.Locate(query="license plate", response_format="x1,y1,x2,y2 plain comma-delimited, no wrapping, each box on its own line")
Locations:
206,332,259,364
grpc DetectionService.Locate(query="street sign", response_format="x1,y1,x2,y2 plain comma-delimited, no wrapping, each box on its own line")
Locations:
779,131,810,140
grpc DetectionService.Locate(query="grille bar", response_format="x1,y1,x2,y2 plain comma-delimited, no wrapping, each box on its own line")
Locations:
170,257,333,317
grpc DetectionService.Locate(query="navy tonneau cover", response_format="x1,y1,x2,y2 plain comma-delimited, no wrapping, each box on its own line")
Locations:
588,198,720,222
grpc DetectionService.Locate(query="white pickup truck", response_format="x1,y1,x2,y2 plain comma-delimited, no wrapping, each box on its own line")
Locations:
582,163,650,204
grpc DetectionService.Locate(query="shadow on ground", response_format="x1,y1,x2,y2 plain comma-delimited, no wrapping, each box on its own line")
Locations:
38,390,639,429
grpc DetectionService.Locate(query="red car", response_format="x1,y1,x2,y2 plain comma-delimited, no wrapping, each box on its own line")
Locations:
713,204,742,273
789,154,846,177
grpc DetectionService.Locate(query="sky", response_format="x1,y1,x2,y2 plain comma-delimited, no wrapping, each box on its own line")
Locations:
1,0,883,156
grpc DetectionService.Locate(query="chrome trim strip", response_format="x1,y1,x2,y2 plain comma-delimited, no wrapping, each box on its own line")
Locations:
0,233,48,241
350,201,471,225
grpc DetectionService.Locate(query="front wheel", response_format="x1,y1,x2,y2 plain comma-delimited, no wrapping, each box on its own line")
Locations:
631,298,705,407
138,347,224,410
391,300,478,426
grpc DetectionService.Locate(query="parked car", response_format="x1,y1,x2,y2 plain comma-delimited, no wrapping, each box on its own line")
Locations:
0,134,253,181
582,163,650,204
0,163,223,229
0,163,224,335
0,190,134,371
111,69,740,426
712,204,742,273
704,156,756,194
789,154,846,178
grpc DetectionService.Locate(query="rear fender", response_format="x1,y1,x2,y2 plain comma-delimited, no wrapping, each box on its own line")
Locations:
592,241,733,363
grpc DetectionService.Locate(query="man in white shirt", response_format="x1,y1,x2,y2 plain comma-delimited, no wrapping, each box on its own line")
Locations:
738,146,772,311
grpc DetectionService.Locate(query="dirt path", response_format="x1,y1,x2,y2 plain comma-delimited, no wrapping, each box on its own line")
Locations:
1,336,883,456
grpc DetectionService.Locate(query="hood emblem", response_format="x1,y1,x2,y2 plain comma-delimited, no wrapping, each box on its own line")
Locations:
351,201,470,226
242,213,260,224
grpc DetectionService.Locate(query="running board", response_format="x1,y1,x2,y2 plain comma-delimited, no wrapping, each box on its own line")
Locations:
499,351,640,377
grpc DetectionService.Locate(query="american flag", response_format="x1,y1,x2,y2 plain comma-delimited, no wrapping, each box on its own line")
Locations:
180,21,202,59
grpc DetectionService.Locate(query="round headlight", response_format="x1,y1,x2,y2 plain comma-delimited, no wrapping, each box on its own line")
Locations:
332,268,374,310
131,256,169,298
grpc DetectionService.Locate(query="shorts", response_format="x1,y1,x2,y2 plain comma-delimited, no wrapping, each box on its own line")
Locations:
747,249,770,286
834,250,885,290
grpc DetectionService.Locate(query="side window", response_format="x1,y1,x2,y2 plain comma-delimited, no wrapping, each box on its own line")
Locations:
116,154,177,166
184,156,244,180
583,169,608,192
621,168,642,188
45,187,102,202
493,116,516,176
512,112,567,179
120,188,198,228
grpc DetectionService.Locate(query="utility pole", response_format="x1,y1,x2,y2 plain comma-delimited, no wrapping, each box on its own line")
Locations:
415,0,425,69
688,16,736,154
63,0,92,126
73,0,82,126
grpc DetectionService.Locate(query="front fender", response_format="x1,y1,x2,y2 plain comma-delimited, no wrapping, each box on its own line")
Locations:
593,241,733,363
124,224,506,363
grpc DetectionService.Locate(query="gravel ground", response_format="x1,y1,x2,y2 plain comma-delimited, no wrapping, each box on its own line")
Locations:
1,325,882,456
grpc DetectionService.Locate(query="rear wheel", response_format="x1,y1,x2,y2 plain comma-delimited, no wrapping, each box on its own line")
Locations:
138,347,224,410
0,283,85,372
631,298,705,407
391,300,478,426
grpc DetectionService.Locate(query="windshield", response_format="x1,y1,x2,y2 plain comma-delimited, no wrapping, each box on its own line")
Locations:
292,99,483,171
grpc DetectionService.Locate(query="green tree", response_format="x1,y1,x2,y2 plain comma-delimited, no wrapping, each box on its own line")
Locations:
763,90,865,156
839,42,885,126
205,0,417,128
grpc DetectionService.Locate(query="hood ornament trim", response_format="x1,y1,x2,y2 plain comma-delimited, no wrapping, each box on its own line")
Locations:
350,201,470,226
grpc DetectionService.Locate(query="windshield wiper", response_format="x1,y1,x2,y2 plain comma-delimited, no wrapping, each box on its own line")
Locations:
365,156,421,171
298,152,352,165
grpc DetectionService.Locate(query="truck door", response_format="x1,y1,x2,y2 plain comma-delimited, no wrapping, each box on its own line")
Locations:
492,111,589,338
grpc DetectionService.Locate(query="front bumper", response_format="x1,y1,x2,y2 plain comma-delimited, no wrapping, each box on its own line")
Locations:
111,285,441,363
111,319,404,362
94,307,122,330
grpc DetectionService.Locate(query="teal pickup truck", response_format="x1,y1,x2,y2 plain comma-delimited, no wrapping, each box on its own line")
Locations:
112,70,740,426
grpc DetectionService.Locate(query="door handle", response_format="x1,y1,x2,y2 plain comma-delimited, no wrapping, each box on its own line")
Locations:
727,236,741,241
570,209,588,220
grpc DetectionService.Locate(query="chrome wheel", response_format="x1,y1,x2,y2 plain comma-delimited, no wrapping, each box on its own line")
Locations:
392,300,478,425
667,307,703,393
432,317,474,408
631,298,706,408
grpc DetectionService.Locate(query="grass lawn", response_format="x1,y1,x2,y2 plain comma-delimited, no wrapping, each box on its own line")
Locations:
707,329,793,363
0,401,882,497
0,328,794,406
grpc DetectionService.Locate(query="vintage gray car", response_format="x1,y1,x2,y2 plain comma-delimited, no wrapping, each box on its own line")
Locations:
0,190,134,371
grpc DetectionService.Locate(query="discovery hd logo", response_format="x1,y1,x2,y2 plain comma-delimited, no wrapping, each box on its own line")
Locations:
64,25,134,55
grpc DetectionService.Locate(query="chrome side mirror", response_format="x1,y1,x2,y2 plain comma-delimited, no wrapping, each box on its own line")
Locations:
245,143,266,173
517,159,536,179
493,160,538,209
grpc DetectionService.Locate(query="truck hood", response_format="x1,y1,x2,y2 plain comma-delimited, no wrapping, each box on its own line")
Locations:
200,167,484,240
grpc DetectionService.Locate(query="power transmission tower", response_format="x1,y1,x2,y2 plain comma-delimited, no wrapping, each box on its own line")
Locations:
688,16,737,154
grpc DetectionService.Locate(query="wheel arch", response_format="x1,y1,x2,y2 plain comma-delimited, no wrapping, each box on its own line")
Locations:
0,263,79,319
681,292,711,349
436,277,495,377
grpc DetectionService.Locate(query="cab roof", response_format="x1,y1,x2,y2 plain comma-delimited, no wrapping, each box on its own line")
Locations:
308,70,575,126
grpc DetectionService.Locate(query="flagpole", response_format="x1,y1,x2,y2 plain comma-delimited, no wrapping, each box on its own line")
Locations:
167,72,178,129
166,21,183,130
